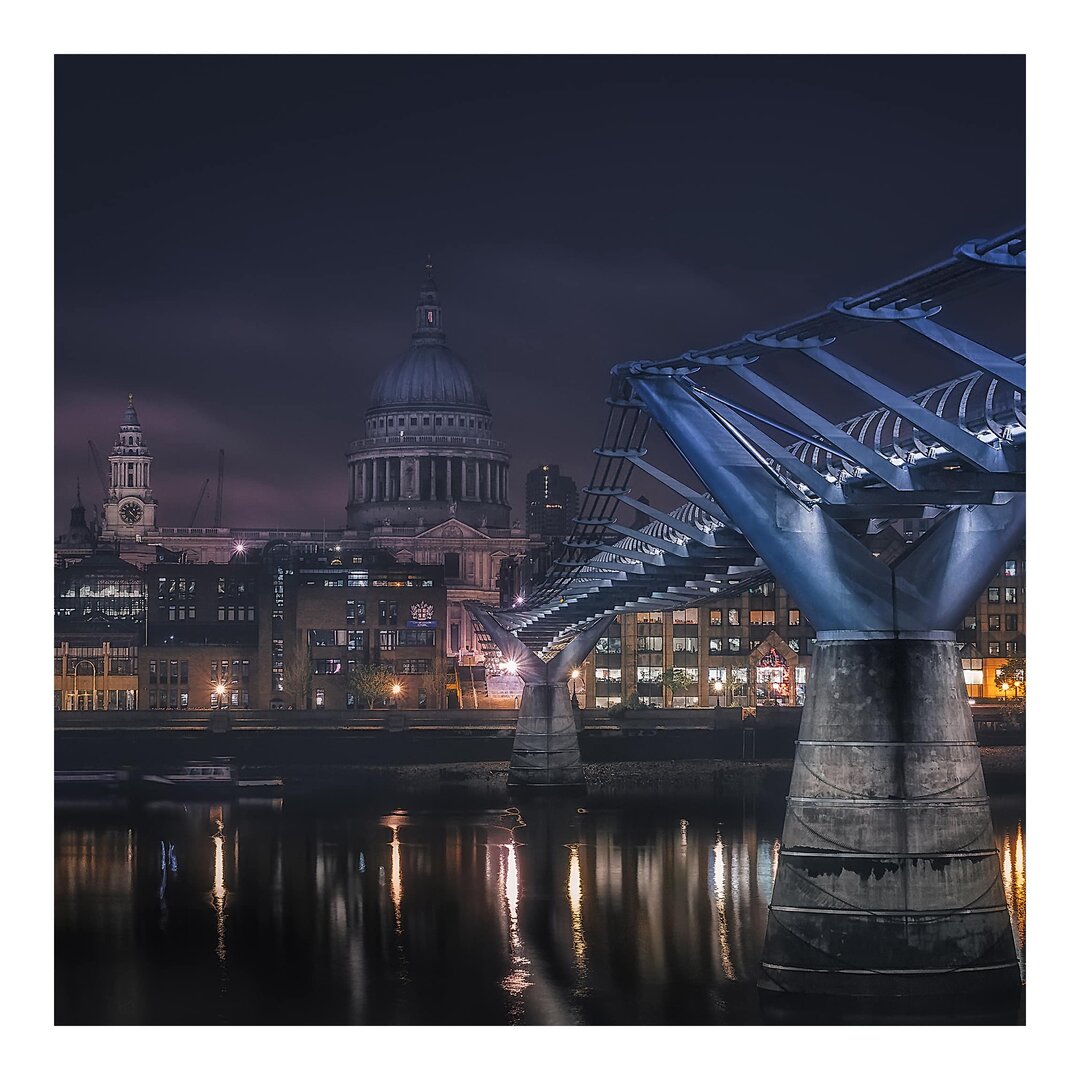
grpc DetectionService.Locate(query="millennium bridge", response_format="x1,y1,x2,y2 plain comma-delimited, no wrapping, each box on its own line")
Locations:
466,227,1026,998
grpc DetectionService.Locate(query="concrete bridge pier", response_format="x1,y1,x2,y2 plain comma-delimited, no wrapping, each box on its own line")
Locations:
465,604,615,788
627,366,1025,997
758,633,1020,997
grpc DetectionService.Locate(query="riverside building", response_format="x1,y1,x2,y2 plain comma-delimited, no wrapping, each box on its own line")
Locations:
60,266,535,664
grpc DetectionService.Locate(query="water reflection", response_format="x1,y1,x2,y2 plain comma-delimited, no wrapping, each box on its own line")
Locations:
568,843,587,979
999,821,1026,978
709,834,736,981
54,784,1026,1025
501,836,531,1015
389,823,403,933
211,814,227,971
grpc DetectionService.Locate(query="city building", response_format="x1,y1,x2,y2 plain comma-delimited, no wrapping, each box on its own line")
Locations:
284,547,447,710
61,266,536,663
54,541,451,711
524,464,578,539
54,550,145,710
141,559,264,710
580,581,814,710
577,547,1025,709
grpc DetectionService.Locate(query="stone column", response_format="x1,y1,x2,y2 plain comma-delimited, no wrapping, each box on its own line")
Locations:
758,634,1021,997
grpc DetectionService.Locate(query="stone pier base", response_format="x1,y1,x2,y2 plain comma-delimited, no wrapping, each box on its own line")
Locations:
759,637,1021,997
508,683,585,787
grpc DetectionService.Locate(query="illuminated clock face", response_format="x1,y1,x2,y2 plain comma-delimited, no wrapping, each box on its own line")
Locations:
411,602,434,622
119,500,143,525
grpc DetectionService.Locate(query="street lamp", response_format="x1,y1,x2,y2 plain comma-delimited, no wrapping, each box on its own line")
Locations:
713,680,725,707
214,681,228,709
570,667,582,707
391,683,402,709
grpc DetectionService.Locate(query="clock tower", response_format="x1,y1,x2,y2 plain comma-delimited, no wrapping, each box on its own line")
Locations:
102,393,158,538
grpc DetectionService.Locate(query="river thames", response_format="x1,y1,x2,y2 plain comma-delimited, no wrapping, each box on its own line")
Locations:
55,761,1024,1025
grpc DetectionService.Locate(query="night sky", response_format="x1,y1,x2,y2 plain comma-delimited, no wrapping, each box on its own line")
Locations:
54,55,1025,535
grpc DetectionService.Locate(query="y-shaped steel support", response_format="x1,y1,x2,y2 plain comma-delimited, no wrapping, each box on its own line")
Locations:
630,368,1023,998
465,603,616,787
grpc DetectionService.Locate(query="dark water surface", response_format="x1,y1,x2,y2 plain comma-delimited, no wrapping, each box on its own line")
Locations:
55,767,1025,1025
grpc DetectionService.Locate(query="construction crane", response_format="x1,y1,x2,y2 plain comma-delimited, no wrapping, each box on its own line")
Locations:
87,441,110,497
214,449,225,527
189,478,211,527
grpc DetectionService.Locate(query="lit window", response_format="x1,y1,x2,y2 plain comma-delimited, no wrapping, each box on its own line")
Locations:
1003,560,1018,577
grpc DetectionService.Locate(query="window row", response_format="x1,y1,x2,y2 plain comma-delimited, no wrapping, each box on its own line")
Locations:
210,659,251,685
148,659,189,685
217,577,255,597
157,577,196,600
161,605,197,621
148,689,189,709
210,689,250,707
370,414,492,431
218,605,256,621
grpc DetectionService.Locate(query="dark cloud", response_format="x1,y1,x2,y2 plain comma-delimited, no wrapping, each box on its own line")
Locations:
55,55,1025,532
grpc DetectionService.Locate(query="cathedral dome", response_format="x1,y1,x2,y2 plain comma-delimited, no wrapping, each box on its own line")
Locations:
368,341,489,412
346,263,511,535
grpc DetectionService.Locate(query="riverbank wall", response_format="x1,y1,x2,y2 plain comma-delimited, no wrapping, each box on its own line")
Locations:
55,704,1024,771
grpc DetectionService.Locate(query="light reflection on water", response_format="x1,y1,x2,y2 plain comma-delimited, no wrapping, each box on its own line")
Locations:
567,844,587,980
998,821,1026,978
211,815,227,971
54,785,1025,1025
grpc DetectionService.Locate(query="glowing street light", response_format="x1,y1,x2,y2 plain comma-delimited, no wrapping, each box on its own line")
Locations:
505,659,519,676
569,667,583,708
214,681,228,709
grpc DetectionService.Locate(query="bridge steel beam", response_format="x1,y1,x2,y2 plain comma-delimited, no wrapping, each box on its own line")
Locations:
628,366,1022,999
464,602,615,788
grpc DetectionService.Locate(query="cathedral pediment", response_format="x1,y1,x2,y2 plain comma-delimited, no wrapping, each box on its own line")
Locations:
414,517,489,540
